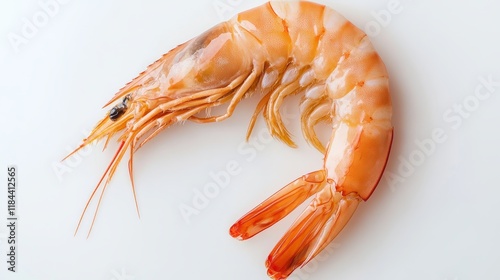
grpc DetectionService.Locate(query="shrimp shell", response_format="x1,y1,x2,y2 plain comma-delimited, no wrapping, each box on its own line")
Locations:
66,1,393,279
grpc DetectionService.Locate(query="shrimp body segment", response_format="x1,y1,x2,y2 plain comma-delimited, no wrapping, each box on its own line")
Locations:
67,1,392,279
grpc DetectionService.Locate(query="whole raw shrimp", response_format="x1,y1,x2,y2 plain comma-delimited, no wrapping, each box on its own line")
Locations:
66,1,393,279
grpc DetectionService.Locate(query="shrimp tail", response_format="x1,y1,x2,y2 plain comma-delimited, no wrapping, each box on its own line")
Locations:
230,171,361,279
266,190,360,279
230,170,326,240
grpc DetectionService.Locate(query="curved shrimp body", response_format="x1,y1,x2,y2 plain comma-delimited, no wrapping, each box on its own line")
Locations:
228,2,393,278
67,1,392,279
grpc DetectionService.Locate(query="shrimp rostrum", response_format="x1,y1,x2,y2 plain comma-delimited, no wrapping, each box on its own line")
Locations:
67,1,393,279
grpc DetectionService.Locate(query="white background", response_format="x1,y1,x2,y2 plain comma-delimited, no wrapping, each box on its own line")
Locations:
1,0,500,279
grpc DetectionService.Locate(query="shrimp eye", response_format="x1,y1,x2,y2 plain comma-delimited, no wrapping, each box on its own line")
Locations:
109,95,131,121
109,105,126,121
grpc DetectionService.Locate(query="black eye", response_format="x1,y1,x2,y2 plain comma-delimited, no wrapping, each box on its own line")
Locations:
109,105,126,121
109,95,131,121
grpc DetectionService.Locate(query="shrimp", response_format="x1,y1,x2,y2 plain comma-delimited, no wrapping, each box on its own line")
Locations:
66,1,393,279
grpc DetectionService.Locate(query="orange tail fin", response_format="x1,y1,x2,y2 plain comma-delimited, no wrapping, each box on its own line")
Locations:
230,170,326,240
230,171,361,279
